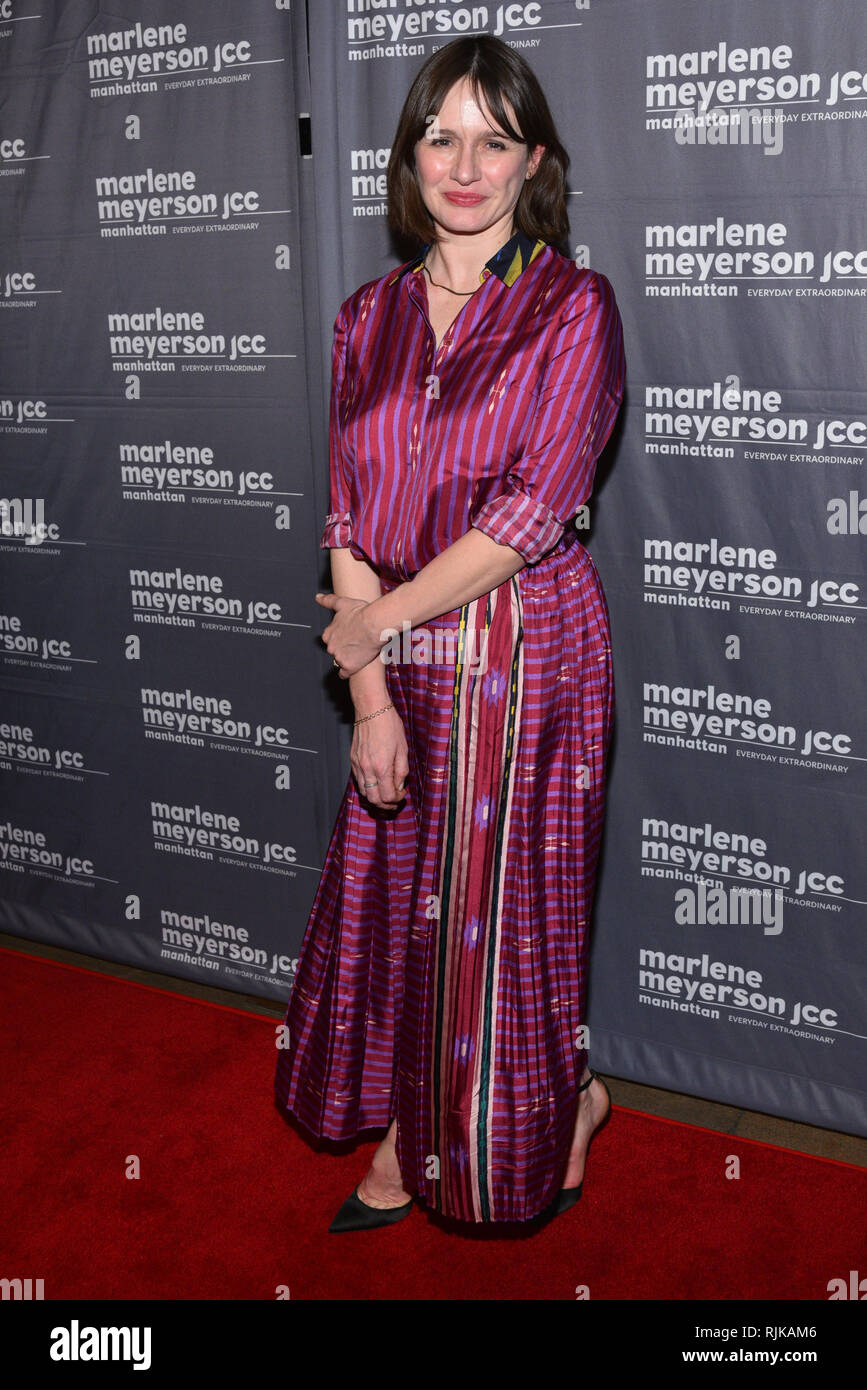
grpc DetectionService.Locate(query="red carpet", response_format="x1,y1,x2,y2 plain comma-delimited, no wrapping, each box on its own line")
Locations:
1,945,864,1301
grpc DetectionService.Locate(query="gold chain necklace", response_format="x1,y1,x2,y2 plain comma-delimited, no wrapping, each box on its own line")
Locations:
421,258,479,296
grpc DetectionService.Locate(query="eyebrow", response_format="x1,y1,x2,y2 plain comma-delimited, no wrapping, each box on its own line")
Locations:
425,126,516,140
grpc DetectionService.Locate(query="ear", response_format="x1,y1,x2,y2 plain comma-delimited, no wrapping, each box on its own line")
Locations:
526,143,545,178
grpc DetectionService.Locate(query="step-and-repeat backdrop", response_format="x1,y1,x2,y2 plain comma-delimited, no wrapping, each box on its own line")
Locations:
1,1,864,1136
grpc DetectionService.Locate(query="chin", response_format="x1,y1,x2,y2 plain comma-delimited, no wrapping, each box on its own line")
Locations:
434,203,494,228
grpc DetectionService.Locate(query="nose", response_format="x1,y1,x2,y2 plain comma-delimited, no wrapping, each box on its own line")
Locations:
451,142,480,185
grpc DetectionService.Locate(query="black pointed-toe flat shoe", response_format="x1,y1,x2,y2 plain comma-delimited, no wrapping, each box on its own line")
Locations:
550,1069,613,1218
551,1182,584,1216
328,1185,414,1234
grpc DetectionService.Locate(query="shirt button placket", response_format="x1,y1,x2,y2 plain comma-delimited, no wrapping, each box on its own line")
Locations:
400,336,433,579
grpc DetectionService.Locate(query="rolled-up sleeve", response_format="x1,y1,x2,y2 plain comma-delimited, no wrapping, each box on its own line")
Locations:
469,270,625,565
320,302,354,550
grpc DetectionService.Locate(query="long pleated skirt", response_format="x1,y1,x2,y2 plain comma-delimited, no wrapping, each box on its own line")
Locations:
274,535,613,1223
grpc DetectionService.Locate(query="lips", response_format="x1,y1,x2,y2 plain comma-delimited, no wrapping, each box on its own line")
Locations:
443,193,486,205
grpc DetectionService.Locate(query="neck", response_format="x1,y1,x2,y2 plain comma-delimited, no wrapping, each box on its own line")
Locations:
425,218,516,291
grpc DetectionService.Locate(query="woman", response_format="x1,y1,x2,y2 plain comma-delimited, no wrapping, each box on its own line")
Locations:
274,35,625,1229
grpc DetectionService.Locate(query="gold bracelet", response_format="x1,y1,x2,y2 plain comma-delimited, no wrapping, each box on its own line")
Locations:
353,702,394,726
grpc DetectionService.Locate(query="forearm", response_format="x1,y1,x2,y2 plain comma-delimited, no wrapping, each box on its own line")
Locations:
330,545,383,606
366,527,526,637
329,547,390,709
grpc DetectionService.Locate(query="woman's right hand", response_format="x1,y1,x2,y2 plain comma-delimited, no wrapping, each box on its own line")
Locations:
350,704,409,809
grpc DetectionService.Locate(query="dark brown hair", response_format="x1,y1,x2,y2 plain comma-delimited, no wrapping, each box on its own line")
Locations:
386,36,571,255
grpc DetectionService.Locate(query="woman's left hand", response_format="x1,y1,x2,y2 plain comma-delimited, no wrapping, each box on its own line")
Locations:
316,592,384,676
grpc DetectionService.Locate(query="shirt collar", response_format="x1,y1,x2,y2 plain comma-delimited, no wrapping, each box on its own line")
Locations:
388,227,546,288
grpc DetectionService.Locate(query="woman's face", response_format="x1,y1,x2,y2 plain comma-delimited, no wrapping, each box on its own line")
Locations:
413,77,544,240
